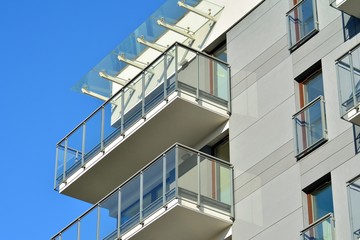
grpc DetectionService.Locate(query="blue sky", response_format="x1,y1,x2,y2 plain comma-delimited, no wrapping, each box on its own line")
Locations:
0,0,166,238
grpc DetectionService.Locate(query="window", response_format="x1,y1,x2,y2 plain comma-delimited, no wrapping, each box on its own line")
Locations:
204,42,229,101
301,177,335,240
287,0,319,51
307,183,334,222
200,136,230,204
348,176,360,240
293,67,327,158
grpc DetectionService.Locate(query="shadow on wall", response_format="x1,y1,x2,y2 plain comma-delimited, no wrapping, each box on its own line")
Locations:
343,13,360,41
352,125,360,154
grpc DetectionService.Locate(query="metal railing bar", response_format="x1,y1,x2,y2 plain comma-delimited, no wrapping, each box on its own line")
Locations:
292,95,324,118
300,212,334,233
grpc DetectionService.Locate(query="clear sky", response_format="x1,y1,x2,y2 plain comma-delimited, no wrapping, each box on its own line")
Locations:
0,0,167,238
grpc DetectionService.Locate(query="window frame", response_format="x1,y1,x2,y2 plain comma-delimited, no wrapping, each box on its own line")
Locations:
286,0,319,51
293,66,327,159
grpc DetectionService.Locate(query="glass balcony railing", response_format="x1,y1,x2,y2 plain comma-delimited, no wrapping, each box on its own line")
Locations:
286,0,319,51
336,44,360,125
293,96,327,158
51,144,234,240
348,176,360,240
54,43,230,190
300,213,335,240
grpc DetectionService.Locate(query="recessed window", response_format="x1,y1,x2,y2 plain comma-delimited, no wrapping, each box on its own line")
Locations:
308,183,334,222
293,67,328,159
301,177,335,240
286,0,319,51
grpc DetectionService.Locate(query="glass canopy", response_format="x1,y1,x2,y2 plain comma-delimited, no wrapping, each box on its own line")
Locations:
72,0,224,98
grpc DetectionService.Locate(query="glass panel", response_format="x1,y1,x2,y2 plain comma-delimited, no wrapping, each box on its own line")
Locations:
294,97,326,156
165,147,176,201
352,48,360,108
305,72,323,104
301,215,334,240
79,207,98,240
348,178,360,239
120,175,140,234
142,158,163,219
123,76,142,130
197,54,229,102
144,55,166,113
66,126,84,176
218,162,232,205
199,157,231,214
213,61,229,101
337,54,354,115
177,45,198,96
72,69,112,99
312,184,334,221
199,156,215,200
59,222,78,240
71,0,227,98
55,143,65,187
177,146,198,202
166,47,177,94
288,0,316,48
99,192,119,240
84,109,102,160
102,103,121,149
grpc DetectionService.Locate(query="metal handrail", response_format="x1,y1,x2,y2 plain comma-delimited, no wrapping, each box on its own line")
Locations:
300,212,334,234
292,95,324,118
56,42,230,145
286,0,306,15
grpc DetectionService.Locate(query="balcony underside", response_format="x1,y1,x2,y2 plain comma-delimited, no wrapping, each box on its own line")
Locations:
342,105,360,126
127,200,232,240
335,0,360,19
60,96,229,203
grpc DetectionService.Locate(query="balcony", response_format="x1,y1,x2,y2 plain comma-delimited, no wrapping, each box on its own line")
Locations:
300,213,335,240
330,0,360,19
336,44,360,126
348,176,360,240
55,43,231,203
293,96,327,158
51,144,234,240
286,0,319,51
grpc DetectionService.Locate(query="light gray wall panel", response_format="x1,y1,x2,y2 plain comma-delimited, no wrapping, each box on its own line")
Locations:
234,149,295,203
247,208,303,240
230,36,289,100
300,127,354,189
227,0,287,75
230,57,294,139
231,96,294,176
232,164,302,239
234,139,293,191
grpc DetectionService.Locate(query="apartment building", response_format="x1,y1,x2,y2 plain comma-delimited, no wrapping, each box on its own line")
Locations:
51,0,360,239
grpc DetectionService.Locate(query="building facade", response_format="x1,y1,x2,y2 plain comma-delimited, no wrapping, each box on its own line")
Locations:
52,0,360,239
